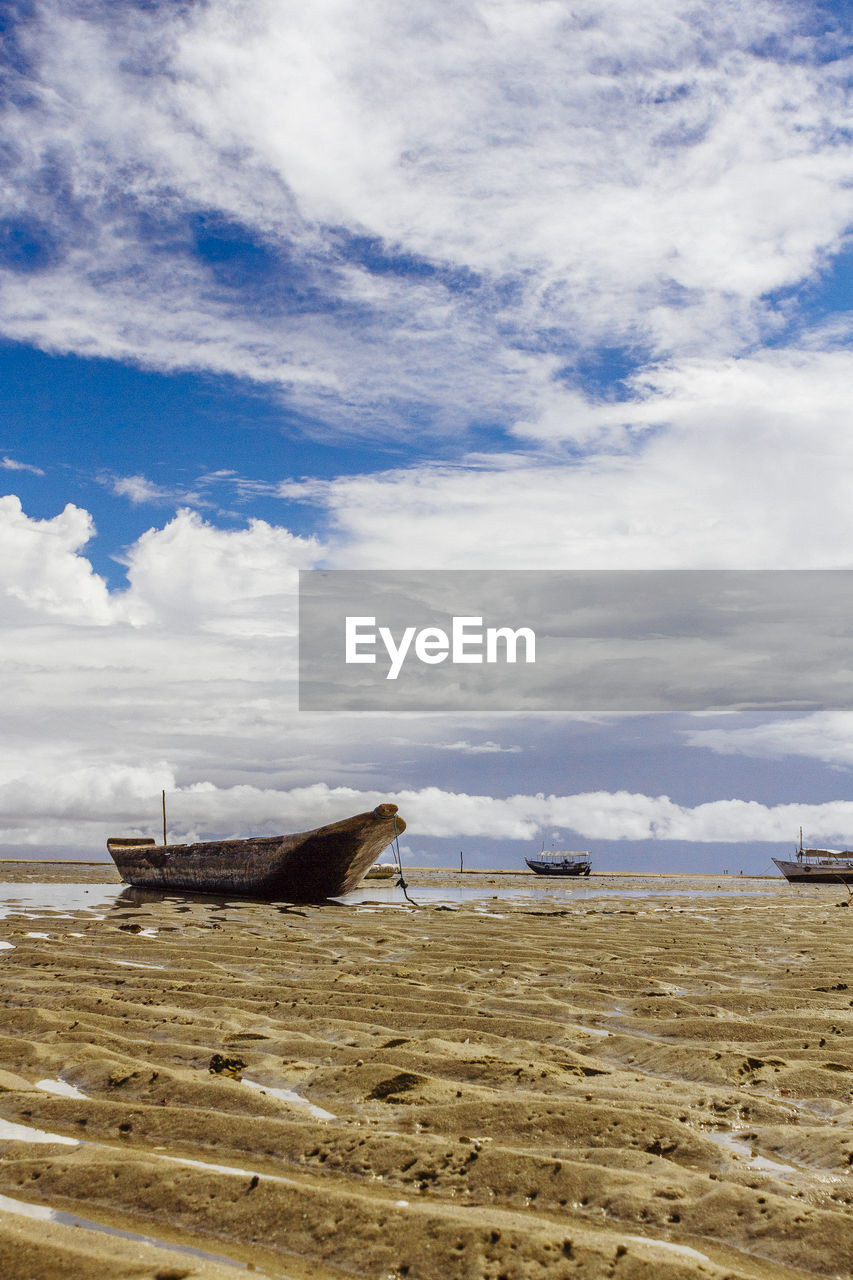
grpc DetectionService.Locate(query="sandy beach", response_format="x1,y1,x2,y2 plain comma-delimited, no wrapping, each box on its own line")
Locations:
0,866,850,1279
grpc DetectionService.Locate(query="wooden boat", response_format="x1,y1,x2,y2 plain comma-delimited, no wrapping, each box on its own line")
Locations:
525,850,591,876
773,831,853,885
107,803,405,901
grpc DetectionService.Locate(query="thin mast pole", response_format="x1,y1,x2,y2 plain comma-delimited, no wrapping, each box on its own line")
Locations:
162,790,167,846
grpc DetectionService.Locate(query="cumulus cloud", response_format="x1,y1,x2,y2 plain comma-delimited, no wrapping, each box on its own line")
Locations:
119,508,321,633
0,499,321,631
396,788,853,845
0,763,176,827
3,494,852,857
0,495,114,623
0,498,498,852
1,773,848,852
0,501,324,851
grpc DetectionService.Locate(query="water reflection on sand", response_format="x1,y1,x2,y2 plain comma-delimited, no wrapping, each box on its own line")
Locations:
0,878,780,921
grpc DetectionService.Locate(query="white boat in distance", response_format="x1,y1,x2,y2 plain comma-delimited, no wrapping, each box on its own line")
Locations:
364,862,396,881
525,850,591,877
773,830,853,885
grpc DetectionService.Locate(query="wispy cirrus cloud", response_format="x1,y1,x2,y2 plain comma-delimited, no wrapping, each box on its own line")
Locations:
2,456,44,476
685,709,853,768
0,0,850,446
106,474,196,506
100,468,295,521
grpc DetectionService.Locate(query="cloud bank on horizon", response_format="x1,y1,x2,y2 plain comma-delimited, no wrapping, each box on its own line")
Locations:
2,0,853,859
3,496,853,860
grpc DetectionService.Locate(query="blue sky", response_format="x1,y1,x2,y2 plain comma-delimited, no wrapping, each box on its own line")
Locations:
2,0,853,868
0,341,432,580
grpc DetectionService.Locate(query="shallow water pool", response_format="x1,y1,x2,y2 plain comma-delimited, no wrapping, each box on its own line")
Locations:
0,879,778,922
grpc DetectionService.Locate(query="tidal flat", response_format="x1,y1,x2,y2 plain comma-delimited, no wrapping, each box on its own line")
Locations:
0,865,850,1279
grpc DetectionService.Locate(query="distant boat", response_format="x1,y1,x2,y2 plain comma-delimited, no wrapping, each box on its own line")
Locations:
107,804,405,901
525,850,591,877
773,830,853,885
364,862,396,881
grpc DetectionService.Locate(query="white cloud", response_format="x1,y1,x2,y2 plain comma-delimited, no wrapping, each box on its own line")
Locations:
395,787,853,845
277,344,853,570
0,495,114,624
512,348,853,446
2,0,853,854
108,474,185,505
1,772,848,851
0,1,850,438
685,710,853,768
119,508,321,633
3,494,853,856
2,457,44,475
103,469,294,516
0,499,321,631
0,763,176,827
0,501,325,850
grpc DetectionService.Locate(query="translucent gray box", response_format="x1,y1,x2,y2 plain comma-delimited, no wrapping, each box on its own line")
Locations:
298,570,853,712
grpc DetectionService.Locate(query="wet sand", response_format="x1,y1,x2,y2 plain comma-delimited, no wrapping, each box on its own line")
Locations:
0,866,850,1279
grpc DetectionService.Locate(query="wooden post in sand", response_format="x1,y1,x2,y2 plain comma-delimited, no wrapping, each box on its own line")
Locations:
162,790,167,847
459,850,463,873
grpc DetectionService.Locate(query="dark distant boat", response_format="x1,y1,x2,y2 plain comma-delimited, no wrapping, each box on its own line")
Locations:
107,804,405,901
773,830,853,885
525,850,591,877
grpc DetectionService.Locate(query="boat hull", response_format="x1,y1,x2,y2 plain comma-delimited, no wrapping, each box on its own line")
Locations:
108,804,405,901
525,857,591,876
773,857,853,885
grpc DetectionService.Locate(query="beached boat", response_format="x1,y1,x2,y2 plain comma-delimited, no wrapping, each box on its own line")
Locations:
525,850,591,876
773,833,853,885
107,803,405,901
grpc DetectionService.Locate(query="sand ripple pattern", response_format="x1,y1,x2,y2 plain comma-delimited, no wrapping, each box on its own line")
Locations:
0,868,851,1279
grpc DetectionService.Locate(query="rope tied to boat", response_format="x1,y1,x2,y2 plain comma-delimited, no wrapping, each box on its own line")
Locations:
390,814,417,907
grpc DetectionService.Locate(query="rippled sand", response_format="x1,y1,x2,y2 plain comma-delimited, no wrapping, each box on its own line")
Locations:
0,865,851,1279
